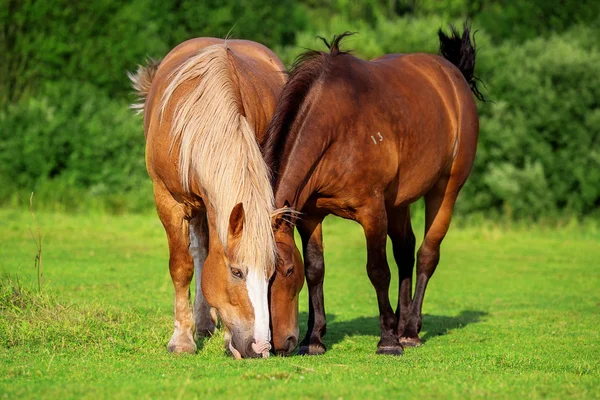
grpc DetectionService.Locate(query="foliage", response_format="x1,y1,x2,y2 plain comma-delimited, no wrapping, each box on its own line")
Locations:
0,0,303,102
0,0,598,218
464,27,600,218
0,81,153,213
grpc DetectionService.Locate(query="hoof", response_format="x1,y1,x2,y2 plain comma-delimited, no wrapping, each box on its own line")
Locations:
168,341,197,354
297,342,326,356
376,345,404,356
168,334,197,354
376,337,403,356
399,336,423,347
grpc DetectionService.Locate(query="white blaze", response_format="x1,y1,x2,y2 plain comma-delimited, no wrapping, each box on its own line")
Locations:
246,269,271,344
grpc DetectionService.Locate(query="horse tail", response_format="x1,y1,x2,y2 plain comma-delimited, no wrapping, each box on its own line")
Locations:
128,58,162,114
438,23,485,102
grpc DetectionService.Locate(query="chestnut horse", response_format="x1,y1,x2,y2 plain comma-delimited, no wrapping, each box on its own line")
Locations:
266,26,482,355
129,38,292,358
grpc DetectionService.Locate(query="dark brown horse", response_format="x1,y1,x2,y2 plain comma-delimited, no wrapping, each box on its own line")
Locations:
267,25,482,355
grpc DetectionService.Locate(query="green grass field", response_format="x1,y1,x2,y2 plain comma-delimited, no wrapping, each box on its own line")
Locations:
1,208,599,399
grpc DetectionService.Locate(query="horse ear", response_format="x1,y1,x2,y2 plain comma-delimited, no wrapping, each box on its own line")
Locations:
272,201,297,232
227,202,245,253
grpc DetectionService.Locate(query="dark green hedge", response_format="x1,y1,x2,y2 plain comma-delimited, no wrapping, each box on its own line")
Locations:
1,0,598,218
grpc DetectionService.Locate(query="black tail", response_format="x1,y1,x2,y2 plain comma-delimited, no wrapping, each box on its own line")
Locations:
438,23,485,102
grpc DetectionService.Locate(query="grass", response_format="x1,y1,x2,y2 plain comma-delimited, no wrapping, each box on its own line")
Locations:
0,207,599,399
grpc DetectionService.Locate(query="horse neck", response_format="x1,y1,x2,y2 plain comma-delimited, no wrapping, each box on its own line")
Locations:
273,118,330,212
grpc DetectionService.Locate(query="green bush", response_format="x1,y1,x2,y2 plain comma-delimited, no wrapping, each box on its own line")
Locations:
1,1,598,218
459,26,600,218
0,81,153,213
1,0,306,105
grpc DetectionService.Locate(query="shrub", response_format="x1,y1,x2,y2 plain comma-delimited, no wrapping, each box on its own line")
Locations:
0,81,152,212
459,26,600,218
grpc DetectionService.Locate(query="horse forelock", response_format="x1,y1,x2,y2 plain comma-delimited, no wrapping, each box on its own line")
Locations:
261,33,355,182
160,43,276,277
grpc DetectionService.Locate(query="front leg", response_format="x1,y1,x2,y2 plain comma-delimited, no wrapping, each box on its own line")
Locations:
297,217,327,355
154,184,196,354
359,205,403,355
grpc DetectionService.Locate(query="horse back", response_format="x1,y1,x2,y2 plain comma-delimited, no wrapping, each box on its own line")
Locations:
311,52,478,208
143,38,285,204
145,38,284,137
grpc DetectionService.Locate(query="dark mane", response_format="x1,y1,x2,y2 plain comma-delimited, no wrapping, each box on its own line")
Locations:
261,32,355,182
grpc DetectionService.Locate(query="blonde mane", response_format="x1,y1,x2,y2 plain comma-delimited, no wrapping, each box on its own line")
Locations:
160,44,276,276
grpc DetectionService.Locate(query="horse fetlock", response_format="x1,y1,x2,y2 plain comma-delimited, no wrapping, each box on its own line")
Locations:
397,318,408,337
298,339,326,356
400,315,423,347
194,322,216,339
399,336,423,347
168,325,197,354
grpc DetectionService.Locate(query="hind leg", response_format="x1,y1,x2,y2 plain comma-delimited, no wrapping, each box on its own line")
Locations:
297,216,327,356
387,206,416,343
190,212,216,338
154,183,196,354
402,176,460,345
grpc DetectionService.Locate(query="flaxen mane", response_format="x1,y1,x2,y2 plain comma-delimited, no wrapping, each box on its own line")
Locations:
261,33,354,181
159,44,277,276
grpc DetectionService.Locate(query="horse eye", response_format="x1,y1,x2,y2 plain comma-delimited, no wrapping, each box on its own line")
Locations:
285,265,294,277
231,268,244,279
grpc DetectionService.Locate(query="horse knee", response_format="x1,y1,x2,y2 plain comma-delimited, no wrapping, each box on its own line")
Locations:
367,262,391,286
303,240,324,283
169,254,193,283
305,266,324,285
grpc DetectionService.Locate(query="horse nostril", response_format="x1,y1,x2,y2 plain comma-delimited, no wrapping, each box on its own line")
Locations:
284,335,298,354
247,340,270,358
246,341,260,358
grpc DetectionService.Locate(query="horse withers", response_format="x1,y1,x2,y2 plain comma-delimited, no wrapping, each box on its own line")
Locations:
266,25,482,355
130,38,302,359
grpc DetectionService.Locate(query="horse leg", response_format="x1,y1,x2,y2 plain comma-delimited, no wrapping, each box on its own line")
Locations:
359,205,403,355
154,184,196,354
387,206,416,342
190,212,216,339
297,216,327,356
402,176,459,346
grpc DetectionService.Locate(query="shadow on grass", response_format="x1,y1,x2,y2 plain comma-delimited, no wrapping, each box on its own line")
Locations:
298,309,487,348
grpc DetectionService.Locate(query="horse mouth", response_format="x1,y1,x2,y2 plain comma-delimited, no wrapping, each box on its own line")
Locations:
227,338,270,359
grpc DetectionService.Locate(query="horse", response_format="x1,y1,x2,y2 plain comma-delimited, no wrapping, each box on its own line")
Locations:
129,38,298,359
265,25,482,356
